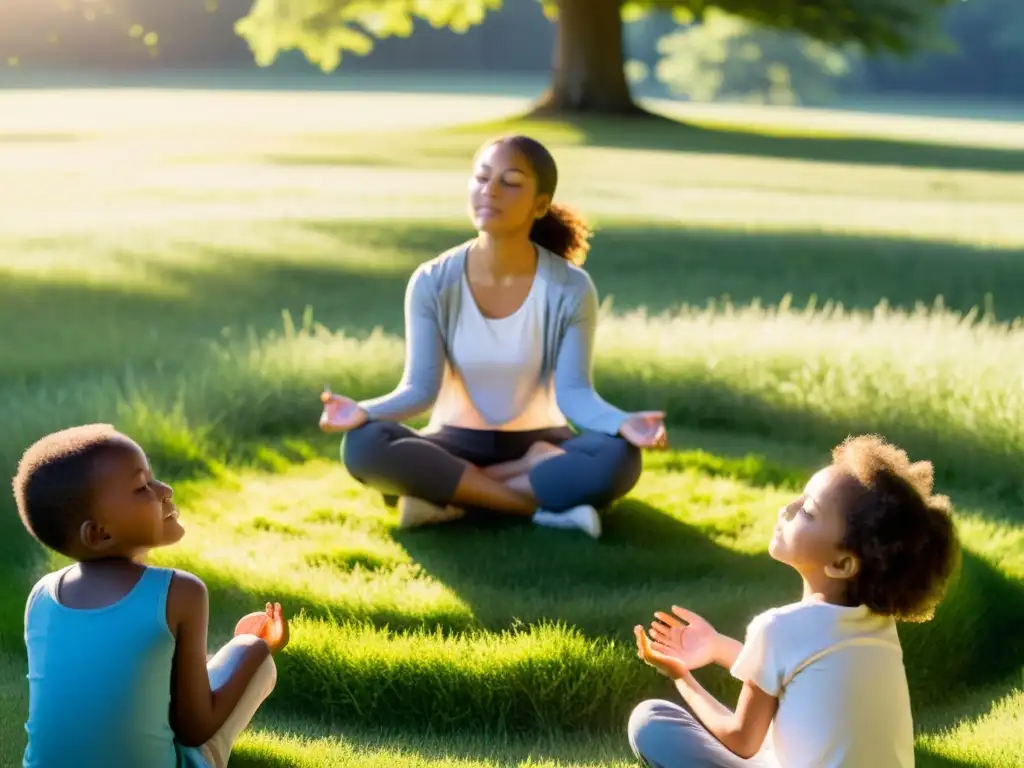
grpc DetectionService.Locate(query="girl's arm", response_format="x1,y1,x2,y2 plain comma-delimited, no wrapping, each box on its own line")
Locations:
673,673,778,759
553,271,629,435
357,265,446,422
712,634,745,670
167,572,271,746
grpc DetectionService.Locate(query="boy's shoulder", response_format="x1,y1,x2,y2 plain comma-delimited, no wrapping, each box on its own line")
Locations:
25,568,65,611
165,567,207,600
164,568,209,635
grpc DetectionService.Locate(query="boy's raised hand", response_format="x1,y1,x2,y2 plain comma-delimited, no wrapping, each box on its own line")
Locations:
235,602,290,655
648,606,722,671
262,602,289,654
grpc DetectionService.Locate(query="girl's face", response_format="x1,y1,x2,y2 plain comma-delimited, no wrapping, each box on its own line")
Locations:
770,466,858,583
468,142,549,236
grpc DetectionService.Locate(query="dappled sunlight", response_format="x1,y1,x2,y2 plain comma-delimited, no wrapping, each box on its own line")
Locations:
2,91,1023,246
234,726,634,768
653,100,1024,150
1,85,1022,766
0,89,528,138
916,683,1023,768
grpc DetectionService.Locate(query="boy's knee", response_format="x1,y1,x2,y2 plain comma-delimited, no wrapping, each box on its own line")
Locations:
228,635,278,695
341,421,388,479
255,652,278,697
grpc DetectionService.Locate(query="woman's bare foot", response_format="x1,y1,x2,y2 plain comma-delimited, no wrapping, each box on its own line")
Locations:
482,441,566,482
524,441,566,466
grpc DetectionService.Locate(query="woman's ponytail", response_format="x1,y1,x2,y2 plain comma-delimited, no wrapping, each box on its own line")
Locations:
529,202,592,265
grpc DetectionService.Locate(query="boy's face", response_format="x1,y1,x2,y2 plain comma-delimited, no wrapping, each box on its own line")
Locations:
769,466,858,582
80,437,185,557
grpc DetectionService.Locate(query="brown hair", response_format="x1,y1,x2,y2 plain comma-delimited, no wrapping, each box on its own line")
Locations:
487,135,592,265
831,435,961,622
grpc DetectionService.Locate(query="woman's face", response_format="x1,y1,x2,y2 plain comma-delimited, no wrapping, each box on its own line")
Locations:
468,142,549,236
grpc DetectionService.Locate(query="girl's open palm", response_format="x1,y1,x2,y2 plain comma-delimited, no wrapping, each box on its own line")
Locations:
319,390,368,433
648,606,721,671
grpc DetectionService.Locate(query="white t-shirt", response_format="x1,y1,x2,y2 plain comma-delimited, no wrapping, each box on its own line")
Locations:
731,601,915,768
428,270,568,432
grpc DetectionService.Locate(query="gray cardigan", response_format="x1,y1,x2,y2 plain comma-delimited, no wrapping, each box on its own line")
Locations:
358,241,629,436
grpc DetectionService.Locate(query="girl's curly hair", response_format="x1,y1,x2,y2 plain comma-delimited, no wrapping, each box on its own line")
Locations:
832,435,961,622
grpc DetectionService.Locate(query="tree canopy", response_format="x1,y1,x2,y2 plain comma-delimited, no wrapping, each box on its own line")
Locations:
235,0,954,74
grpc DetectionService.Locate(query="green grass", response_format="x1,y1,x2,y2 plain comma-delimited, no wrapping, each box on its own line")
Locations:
0,83,1021,767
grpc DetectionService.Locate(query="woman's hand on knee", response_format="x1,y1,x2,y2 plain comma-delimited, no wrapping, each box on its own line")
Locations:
619,411,668,450
319,389,369,433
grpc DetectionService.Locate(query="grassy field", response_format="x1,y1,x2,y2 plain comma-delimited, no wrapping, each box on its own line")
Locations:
0,83,1022,767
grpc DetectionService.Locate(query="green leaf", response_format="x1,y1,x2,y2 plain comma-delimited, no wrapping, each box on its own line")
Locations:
622,3,651,23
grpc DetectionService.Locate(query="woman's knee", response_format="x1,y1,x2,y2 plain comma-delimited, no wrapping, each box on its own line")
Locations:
587,432,643,505
341,421,391,480
608,435,643,497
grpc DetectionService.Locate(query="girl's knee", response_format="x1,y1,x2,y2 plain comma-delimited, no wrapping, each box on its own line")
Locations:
628,699,682,764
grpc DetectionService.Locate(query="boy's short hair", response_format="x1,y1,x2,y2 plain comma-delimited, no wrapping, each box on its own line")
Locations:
13,424,127,557
832,435,960,622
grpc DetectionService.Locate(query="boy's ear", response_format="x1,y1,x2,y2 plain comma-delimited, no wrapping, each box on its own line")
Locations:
825,552,860,581
80,519,115,551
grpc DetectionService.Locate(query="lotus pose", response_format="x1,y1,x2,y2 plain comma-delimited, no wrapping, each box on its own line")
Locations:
16,424,288,768
320,134,666,538
629,435,960,767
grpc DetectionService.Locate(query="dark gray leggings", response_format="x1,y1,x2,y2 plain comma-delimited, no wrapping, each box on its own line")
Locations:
341,422,643,512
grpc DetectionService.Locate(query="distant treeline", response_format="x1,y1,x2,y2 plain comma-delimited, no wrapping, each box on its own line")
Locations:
2,0,1020,99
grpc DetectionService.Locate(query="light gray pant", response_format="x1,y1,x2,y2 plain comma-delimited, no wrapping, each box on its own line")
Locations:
628,700,775,768
177,635,278,768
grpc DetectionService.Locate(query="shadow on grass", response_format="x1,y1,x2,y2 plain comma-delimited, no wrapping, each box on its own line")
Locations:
230,723,989,768
299,221,1024,324
504,114,1024,174
6,220,1024,383
7,217,1024,503
358,222,1024,322
598,374,1024,514
395,498,786,635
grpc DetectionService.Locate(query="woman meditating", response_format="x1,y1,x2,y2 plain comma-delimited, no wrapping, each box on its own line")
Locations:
319,135,666,539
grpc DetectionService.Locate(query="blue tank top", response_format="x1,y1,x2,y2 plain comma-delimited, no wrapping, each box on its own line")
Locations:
22,565,193,768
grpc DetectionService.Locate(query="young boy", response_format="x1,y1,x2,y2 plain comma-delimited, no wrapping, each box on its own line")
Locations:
630,434,960,767
14,423,289,768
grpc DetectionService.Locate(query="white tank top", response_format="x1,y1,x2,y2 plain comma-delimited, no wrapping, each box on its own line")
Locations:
427,271,567,432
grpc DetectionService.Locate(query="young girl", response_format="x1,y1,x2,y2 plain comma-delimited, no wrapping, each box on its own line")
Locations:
630,434,960,767
15,423,289,768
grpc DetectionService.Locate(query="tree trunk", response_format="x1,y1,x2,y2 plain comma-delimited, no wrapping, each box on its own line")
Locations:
532,0,641,116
